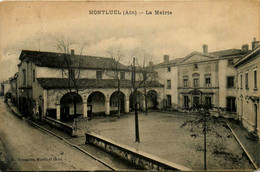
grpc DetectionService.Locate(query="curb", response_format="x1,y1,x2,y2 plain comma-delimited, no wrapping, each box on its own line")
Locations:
226,122,258,170
6,103,117,171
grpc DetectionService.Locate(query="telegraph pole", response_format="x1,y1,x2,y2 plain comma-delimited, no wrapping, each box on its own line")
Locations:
133,57,140,143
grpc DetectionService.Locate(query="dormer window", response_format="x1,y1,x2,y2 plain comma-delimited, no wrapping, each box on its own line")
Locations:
69,69,75,79
96,71,102,79
120,72,125,80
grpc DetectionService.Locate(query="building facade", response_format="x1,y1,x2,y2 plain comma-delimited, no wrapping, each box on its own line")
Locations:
234,44,260,137
9,73,18,104
16,50,163,121
156,43,250,113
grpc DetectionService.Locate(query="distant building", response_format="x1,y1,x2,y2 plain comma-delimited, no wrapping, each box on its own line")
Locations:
0,80,11,96
17,50,163,120
234,41,259,138
9,73,18,104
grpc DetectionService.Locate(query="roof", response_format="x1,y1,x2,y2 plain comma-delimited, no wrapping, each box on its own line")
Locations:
37,78,163,89
19,50,128,70
209,49,247,57
179,51,219,63
9,73,18,81
234,45,260,67
155,58,184,67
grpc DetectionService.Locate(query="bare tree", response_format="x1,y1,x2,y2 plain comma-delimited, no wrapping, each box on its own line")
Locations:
55,36,89,122
105,47,126,118
131,53,157,143
133,52,157,115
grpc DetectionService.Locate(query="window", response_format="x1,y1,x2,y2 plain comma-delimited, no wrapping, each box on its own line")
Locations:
205,97,212,107
194,63,198,69
227,76,234,88
228,59,234,66
226,97,236,112
166,95,172,106
166,80,171,89
183,79,188,87
205,77,211,87
254,69,257,89
194,78,199,87
240,74,243,89
167,67,171,72
23,69,26,85
96,71,102,79
184,96,189,107
33,69,35,82
120,72,125,80
245,72,248,89
69,69,75,79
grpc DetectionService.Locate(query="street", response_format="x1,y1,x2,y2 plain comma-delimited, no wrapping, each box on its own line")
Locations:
0,99,110,171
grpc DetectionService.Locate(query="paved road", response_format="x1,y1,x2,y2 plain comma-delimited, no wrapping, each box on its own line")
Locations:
0,99,110,171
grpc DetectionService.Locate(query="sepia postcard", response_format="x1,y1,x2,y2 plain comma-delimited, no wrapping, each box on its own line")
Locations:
0,0,259,171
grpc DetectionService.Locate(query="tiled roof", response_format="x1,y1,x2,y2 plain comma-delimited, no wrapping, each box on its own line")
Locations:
209,49,247,57
37,78,163,89
19,50,128,70
234,45,260,67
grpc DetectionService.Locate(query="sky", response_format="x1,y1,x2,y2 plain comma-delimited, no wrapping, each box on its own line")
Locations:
0,1,259,82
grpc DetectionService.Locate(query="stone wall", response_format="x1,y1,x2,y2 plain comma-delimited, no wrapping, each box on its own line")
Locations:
43,116,76,136
85,133,191,171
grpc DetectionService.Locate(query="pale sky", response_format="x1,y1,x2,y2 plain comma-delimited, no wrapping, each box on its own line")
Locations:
0,1,259,81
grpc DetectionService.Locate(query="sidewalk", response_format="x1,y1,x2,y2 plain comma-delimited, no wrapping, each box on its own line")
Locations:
5,101,137,171
227,121,260,170
6,101,23,118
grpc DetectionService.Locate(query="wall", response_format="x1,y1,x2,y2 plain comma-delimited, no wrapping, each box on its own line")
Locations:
85,133,191,171
178,59,219,108
43,116,76,136
236,54,260,135
218,58,238,108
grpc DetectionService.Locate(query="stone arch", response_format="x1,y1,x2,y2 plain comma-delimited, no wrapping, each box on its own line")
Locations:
147,90,158,109
60,92,83,121
87,91,106,116
110,91,125,114
130,91,144,111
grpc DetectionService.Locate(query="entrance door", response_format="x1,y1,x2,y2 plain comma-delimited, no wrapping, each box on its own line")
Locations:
61,107,69,121
87,105,92,117
205,97,212,108
184,96,189,107
193,97,200,107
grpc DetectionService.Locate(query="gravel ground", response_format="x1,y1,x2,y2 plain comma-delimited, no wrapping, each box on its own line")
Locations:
75,111,255,170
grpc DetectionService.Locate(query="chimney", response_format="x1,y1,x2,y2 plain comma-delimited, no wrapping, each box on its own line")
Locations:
203,44,208,53
252,37,259,50
164,55,169,62
242,44,249,52
71,49,75,55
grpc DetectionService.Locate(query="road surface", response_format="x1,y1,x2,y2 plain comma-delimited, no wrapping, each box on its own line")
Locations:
0,99,110,171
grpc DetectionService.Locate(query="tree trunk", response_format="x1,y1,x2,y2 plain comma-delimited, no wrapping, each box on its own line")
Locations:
144,86,147,115
135,90,140,143
74,96,77,116
204,111,207,171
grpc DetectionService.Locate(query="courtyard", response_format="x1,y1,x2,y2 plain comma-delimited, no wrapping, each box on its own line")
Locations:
73,111,254,170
